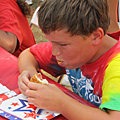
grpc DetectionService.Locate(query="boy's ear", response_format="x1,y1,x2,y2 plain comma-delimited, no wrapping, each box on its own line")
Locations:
91,28,104,46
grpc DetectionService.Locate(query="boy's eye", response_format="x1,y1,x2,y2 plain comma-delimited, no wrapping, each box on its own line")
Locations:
59,44,67,46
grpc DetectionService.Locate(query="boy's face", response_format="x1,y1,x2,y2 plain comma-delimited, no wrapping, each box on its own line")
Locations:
45,29,96,69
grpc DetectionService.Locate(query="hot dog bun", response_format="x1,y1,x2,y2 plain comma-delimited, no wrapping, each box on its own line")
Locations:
30,73,48,85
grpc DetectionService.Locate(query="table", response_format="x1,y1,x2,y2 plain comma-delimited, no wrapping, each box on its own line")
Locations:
0,47,19,90
0,47,98,120
0,74,98,120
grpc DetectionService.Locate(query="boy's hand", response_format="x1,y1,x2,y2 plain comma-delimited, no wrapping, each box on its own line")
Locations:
18,70,32,96
25,82,66,112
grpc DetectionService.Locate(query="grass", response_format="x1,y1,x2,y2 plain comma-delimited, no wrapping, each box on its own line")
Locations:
28,0,49,44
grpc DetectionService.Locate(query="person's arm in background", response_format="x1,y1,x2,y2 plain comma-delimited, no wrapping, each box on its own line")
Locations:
107,0,119,33
0,30,17,53
0,0,32,55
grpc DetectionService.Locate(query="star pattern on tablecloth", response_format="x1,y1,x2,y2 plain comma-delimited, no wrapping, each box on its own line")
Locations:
0,96,58,120
11,102,19,106
27,103,37,110
24,111,40,119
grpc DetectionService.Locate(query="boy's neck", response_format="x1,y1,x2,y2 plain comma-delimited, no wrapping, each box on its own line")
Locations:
90,35,118,63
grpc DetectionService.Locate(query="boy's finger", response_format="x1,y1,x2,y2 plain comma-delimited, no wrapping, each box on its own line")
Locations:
27,82,43,90
26,89,37,98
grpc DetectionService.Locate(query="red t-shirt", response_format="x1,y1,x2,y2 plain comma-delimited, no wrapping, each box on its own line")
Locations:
0,0,35,57
107,31,120,40
81,39,120,96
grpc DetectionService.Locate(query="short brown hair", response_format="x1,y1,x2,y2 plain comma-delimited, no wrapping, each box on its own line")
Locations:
38,0,109,36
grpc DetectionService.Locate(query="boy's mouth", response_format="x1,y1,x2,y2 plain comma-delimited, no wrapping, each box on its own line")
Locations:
57,61,63,64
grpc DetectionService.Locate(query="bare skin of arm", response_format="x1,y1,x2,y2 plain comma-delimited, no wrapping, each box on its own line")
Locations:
107,0,119,33
18,48,39,75
0,30,18,53
18,48,120,120
18,48,39,96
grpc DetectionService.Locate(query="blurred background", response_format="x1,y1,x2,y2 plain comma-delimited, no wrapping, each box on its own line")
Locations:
28,0,49,44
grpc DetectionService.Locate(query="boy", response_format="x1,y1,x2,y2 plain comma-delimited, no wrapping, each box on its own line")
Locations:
18,0,120,119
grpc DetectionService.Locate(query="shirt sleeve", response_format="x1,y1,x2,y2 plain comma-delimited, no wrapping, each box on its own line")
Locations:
99,53,120,111
0,8,23,45
30,42,65,77
0,1,35,57
107,31,120,41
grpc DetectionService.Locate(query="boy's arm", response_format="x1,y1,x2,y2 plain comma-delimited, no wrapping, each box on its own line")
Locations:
18,48,39,96
18,48,39,76
59,93,120,120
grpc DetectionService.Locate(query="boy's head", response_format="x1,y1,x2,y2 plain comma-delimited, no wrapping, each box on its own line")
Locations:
38,0,109,36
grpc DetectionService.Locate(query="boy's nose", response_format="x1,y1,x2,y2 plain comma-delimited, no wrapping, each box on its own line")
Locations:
52,43,61,56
